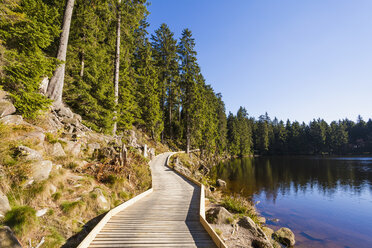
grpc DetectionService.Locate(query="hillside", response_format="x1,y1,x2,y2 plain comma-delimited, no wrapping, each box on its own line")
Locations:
0,90,168,247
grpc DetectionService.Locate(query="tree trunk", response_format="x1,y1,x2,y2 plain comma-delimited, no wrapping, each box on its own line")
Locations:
112,0,121,136
169,87,173,139
80,52,84,77
46,0,75,106
186,109,190,154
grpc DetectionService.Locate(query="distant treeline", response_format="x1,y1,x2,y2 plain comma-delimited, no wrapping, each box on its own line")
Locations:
227,107,372,156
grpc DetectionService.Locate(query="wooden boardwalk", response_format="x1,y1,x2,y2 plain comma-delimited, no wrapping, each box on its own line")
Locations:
88,152,216,247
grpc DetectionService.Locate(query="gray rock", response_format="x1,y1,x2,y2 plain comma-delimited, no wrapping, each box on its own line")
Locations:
148,148,155,159
87,143,101,155
216,179,227,188
57,105,74,118
129,130,139,148
47,184,57,194
92,188,110,210
206,207,234,224
36,208,48,217
17,146,43,161
22,131,45,145
0,191,11,216
0,101,16,118
273,227,295,247
258,216,266,224
238,216,258,233
47,142,66,157
31,160,53,181
262,226,274,239
0,226,22,248
0,115,23,125
0,90,7,100
64,141,81,157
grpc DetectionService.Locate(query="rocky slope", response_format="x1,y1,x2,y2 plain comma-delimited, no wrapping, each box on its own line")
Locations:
0,90,164,247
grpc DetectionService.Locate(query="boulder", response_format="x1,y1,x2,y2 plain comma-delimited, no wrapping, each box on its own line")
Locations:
129,130,139,148
0,90,7,100
0,226,22,248
0,191,11,216
22,131,45,146
56,105,74,118
47,142,66,157
0,101,16,118
238,216,258,233
216,179,227,188
87,143,101,156
31,160,53,181
262,226,274,239
258,216,266,224
17,146,43,161
92,188,110,210
206,207,233,224
273,227,295,247
64,141,81,157
0,115,23,125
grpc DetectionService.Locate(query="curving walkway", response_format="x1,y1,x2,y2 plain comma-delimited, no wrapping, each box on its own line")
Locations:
88,152,216,247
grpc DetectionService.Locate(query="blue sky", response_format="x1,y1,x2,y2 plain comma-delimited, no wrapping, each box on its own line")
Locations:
147,0,372,123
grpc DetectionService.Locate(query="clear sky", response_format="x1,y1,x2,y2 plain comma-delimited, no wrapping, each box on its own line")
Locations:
147,0,372,123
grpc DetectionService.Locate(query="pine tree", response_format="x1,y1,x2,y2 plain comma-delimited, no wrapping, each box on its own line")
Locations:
46,0,75,106
0,0,61,118
63,0,116,132
133,19,163,140
178,28,199,153
151,24,179,141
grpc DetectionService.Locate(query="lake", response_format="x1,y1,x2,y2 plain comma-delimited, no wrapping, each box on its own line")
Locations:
213,156,372,248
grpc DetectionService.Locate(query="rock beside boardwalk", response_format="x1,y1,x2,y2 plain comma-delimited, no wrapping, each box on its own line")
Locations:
273,227,295,247
206,207,233,224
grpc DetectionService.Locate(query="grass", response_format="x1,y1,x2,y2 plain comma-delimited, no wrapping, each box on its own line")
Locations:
60,201,84,214
43,228,66,248
45,132,59,144
3,206,38,236
221,196,248,214
214,228,222,237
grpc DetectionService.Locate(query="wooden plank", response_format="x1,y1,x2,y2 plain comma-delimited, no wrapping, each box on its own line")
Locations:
83,152,216,248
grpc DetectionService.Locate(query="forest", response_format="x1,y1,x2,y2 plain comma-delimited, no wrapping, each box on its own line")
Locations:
1,0,371,158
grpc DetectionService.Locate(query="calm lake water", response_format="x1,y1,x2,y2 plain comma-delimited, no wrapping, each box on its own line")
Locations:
213,157,372,248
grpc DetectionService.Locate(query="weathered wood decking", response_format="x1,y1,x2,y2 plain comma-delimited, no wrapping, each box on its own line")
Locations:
88,152,216,247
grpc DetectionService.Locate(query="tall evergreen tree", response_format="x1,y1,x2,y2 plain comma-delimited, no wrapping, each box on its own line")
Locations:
178,28,199,153
151,24,179,141
46,0,75,106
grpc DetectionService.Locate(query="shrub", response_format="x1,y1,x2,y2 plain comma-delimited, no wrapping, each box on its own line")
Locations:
4,206,38,236
221,197,248,214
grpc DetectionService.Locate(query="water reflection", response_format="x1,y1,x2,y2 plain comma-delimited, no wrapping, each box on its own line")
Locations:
213,157,372,248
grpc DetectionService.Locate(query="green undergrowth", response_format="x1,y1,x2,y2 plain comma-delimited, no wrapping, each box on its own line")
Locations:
3,206,38,236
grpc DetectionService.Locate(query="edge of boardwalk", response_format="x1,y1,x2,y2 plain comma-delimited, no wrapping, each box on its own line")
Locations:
78,152,227,248
166,153,228,248
76,153,164,248
77,188,153,248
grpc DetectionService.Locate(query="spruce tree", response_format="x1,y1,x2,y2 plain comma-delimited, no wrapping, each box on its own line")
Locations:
151,23,179,141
